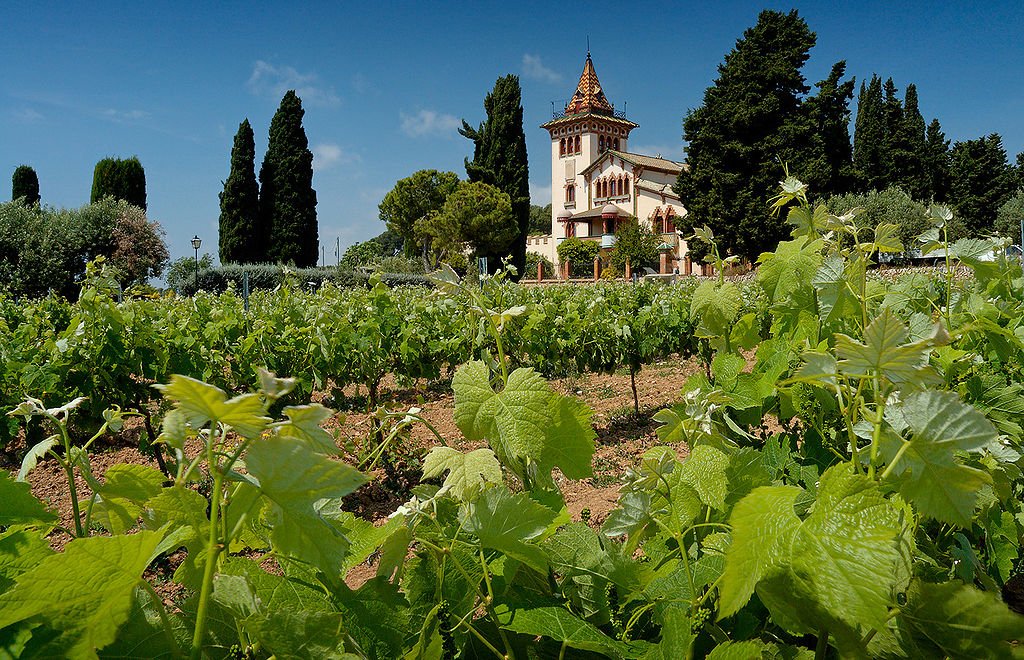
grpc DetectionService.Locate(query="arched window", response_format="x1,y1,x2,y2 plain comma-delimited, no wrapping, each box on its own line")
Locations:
617,177,624,196
566,221,575,238
666,212,676,234
613,138,620,151
566,184,575,203
599,136,605,152
574,135,580,153
624,177,630,196
559,138,566,156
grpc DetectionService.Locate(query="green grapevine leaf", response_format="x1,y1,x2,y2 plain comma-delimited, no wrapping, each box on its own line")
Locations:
894,581,1024,658
544,523,614,622
248,611,354,660
335,577,411,660
246,435,368,576
92,463,166,534
143,485,210,587
464,487,557,573
835,308,936,386
871,222,904,253
0,470,57,527
278,404,338,454
497,604,645,658
882,390,998,526
452,361,594,481
719,486,802,619
421,447,502,500
789,465,902,630
705,641,767,659
154,375,270,438
812,256,861,325
17,435,58,481
677,445,730,510
0,530,53,593
756,236,823,306
691,281,741,339
0,530,163,659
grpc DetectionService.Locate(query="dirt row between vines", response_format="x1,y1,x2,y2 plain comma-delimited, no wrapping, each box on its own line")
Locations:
3,356,704,592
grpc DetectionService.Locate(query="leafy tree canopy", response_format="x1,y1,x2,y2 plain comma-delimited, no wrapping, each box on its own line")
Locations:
417,181,517,265
994,188,1024,245
528,204,552,235
610,216,660,271
378,170,459,257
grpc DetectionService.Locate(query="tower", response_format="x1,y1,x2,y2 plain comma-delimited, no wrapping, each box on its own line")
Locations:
541,53,638,240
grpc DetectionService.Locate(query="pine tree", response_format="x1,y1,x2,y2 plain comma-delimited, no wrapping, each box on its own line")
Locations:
924,119,951,201
91,157,146,210
799,61,856,198
949,134,1015,237
673,9,816,261
459,75,530,276
258,91,318,266
218,120,260,264
853,75,886,190
11,165,40,205
893,84,928,199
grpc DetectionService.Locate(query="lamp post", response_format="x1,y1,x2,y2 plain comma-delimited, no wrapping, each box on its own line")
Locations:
191,235,202,286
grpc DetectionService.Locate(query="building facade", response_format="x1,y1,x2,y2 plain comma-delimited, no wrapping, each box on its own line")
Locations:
528,53,691,276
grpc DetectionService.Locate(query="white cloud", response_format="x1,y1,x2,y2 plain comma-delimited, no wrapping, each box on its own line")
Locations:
522,54,561,84
530,183,552,206
400,110,461,138
313,142,359,170
247,60,341,107
11,107,43,123
102,108,149,122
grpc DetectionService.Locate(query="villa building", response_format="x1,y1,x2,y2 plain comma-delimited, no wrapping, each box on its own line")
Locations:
527,53,691,276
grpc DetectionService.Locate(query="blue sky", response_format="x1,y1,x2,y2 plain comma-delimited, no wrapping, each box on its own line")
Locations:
3,1,1023,265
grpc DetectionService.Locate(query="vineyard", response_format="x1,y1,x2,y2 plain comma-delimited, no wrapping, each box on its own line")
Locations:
1,185,1024,658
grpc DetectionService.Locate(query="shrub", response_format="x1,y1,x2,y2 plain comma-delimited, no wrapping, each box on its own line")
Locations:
556,237,599,277
525,251,555,279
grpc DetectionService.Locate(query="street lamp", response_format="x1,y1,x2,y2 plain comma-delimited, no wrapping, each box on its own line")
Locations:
191,235,202,286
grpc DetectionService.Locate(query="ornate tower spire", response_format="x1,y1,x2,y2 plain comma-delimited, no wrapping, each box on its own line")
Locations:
565,53,614,116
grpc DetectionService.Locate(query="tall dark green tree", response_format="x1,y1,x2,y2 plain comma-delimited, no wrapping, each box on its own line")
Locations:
91,157,146,210
853,75,886,190
218,119,260,264
799,60,856,198
674,9,816,260
949,134,1015,237
258,91,318,266
880,77,904,185
924,119,951,201
459,75,530,276
892,84,928,199
11,165,40,206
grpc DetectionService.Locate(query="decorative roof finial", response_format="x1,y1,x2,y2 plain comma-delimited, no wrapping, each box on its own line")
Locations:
587,35,590,58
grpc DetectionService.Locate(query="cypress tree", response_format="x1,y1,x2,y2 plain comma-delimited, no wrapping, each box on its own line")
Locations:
91,156,146,210
949,134,1015,237
799,61,856,197
459,75,530,277
673,9,816,261
893,84,928,199
258,91,318,266
853,75,886,190
218,119,260,264
11,165,40,205
880,78,905,187
924,119,951,201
